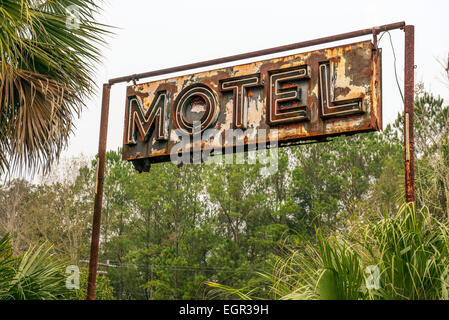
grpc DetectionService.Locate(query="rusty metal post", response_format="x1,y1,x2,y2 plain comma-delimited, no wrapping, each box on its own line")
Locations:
404,25,415,203
87,83,111,300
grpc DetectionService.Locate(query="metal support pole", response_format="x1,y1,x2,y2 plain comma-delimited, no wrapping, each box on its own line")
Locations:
404,25,415,203
87,83,111,300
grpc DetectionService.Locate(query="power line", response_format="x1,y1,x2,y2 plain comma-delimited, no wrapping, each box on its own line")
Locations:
80,260,262,273
378,31,405,103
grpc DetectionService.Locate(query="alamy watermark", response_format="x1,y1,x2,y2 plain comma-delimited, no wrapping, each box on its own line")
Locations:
169,122,279,175
365,265,380,290
65,265,80,290
65,5,81,30
29,1,81,30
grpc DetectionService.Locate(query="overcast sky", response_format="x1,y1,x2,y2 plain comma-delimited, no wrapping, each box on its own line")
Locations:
61,0,449,162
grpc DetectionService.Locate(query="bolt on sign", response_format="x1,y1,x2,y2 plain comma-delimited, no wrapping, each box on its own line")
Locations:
123,41,382,171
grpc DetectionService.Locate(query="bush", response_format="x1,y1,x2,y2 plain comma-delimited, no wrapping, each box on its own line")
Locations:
0,234,115,300
0,235,70,300
208,203,449,300
70,268,115,300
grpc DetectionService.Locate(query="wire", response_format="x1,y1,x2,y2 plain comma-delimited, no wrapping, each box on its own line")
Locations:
378,31,404,103
80,260,262,273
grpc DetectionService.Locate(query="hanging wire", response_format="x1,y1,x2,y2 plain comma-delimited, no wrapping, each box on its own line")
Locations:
378,31,405,103
444,52,449,72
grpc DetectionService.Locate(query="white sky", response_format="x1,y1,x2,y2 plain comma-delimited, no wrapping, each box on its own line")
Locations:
61,0,449,161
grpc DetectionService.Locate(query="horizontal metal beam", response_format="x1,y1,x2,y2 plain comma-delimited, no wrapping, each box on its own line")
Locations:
108,21,405,85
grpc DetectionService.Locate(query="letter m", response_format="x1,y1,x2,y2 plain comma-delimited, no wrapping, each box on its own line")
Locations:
125,91,169,145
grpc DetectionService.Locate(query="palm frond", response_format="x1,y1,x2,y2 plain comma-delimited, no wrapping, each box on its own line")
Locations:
0,233,15,299
205,281,254,300
1,65,81,173
0,0,112,174
7,242,69,300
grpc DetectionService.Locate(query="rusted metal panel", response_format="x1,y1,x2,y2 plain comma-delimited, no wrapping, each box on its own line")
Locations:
122,40,382,166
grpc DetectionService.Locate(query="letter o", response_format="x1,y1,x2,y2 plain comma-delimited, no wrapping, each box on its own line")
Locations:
173,84,219,135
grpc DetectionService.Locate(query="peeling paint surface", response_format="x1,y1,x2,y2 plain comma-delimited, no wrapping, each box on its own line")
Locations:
122,41,382,163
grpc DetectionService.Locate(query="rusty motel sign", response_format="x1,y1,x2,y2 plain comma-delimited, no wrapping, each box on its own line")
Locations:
122,41,381,171
87,22,415,299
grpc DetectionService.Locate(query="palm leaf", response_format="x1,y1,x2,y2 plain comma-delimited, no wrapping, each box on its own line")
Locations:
7,242,69,300
0,0,112,174
0,233,15,299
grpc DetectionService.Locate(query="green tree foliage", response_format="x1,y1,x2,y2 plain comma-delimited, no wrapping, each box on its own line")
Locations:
411,93,449,219
289,128,402,234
